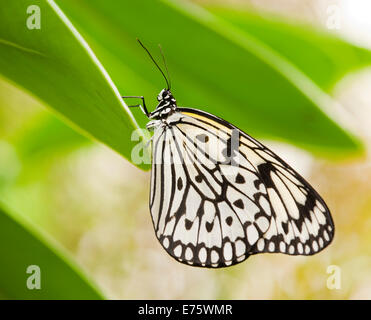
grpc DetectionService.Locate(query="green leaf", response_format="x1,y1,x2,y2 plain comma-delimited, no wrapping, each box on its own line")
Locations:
13,113,90,161
0,203,105,299
207,5,371,91
0,0,147,169
55,0,365,157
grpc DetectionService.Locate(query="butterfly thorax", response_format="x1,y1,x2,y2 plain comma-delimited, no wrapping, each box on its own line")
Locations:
149,89,177,120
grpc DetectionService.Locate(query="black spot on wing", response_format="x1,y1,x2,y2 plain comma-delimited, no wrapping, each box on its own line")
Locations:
196,134,209,143
282,222,289,234
256,162,275,188
226,216,233,226
177,177,183,190
185,218,193,230
233,199,244,209
206,221,213,232
235,173,245,184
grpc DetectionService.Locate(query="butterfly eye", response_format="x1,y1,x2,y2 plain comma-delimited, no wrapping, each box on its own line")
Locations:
157,89,166,101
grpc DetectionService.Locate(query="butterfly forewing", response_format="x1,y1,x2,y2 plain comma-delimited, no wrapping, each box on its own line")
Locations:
149,108,334,268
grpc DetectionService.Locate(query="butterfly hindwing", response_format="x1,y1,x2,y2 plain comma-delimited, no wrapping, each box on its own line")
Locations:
149,108,334,268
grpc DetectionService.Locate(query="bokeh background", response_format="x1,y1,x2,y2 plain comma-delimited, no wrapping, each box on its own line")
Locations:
1,0,371,299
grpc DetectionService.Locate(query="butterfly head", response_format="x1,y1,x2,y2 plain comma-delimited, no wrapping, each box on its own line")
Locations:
149,88,177,119
157,89,175,103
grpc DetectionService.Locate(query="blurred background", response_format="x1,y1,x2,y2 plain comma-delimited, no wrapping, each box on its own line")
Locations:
1,0,371,299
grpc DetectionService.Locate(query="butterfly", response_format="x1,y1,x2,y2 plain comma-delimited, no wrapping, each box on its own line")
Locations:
123,40,334,268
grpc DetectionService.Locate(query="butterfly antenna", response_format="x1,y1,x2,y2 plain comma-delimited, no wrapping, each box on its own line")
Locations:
158,44,171,90
137,38,170,90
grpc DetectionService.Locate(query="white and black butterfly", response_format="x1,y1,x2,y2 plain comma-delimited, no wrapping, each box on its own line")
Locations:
123,40,334,268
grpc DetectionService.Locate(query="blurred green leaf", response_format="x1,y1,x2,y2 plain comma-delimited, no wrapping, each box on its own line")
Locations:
0,78,91,184
207,5,371,91
0,203,105,299
13,113,90,161
0,0,146,168
56,0,365,157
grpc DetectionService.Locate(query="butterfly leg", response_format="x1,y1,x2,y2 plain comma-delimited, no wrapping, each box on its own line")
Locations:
121,96,149,117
